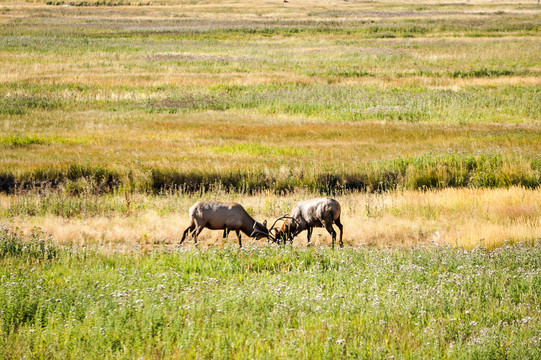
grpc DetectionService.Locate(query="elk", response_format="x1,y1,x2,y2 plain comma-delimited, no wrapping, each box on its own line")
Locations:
274,197,343,249
179,201,273,248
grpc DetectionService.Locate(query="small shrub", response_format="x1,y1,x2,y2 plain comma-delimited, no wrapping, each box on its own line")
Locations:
0,227,58,261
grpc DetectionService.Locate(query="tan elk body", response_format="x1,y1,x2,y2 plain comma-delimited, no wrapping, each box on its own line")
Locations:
179,201,269,247
275,197,343,248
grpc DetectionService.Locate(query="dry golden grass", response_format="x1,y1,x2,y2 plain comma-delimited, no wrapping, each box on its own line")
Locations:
2,187,539,252
1,0,539,250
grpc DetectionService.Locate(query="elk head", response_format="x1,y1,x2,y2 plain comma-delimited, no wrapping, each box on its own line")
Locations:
250,220,269,240
250,215,298,244
272,218,294,244
268,215,299,244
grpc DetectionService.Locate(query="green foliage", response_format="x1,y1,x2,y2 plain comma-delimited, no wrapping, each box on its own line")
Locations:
0,227,58,261
2,153,539,196
0,135,84,147
0,243,540,358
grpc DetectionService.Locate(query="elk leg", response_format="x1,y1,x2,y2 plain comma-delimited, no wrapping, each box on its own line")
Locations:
287,229,293,246
335,217,344,248
289,229,301,247
306,227,312,247
287,229,296,245
192,226,204,247
179,223,196,247
219,228,230,248
236,230,242,248
324,222,337,249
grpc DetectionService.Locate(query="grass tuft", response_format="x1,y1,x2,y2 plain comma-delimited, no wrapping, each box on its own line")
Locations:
0,226,58,261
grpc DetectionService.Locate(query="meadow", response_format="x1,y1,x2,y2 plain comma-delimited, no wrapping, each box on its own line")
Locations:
1,0,540,194
1,0,541,358
0,0,540,246
1,230,540,359
2,186,541,251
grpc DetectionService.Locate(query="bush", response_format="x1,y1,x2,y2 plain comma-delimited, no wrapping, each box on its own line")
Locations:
0,227,58,261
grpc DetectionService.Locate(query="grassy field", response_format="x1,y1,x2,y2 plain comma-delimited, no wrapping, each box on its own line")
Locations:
1,1,540,357
1,0,540,246
1,0,540,193
1,231,541,359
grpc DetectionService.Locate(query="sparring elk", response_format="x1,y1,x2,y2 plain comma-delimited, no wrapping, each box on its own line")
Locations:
179,201,279,248
274,197,343,249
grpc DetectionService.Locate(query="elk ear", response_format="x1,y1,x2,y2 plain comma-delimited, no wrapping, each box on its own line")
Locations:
263,220,267,227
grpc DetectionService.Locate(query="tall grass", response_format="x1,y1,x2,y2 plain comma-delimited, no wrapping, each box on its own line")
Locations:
0,226,57,260
1,153,539,195
2,187,539,250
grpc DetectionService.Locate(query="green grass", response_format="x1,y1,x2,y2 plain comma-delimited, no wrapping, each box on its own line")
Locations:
0,228,540,358
2,83,539,123
1,2,540,357
1,152,540,196
1,1,540,195
0,134,86,147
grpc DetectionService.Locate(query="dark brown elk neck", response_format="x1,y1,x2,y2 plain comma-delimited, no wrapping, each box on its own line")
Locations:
239,216,257,236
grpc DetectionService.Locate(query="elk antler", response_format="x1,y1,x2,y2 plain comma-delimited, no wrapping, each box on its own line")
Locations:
250,229,279,243
251,221,277,241
249,215,299,244
267,214,300,245
269,214,298,233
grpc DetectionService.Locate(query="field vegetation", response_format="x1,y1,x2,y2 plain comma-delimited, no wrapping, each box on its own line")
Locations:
1,0,539,247
2,186,541,251
1,1,540,357
1,229,541,359
1,0,540,193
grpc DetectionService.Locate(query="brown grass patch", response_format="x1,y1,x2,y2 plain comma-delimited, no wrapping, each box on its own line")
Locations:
2,187,540,252
494,204,540,224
